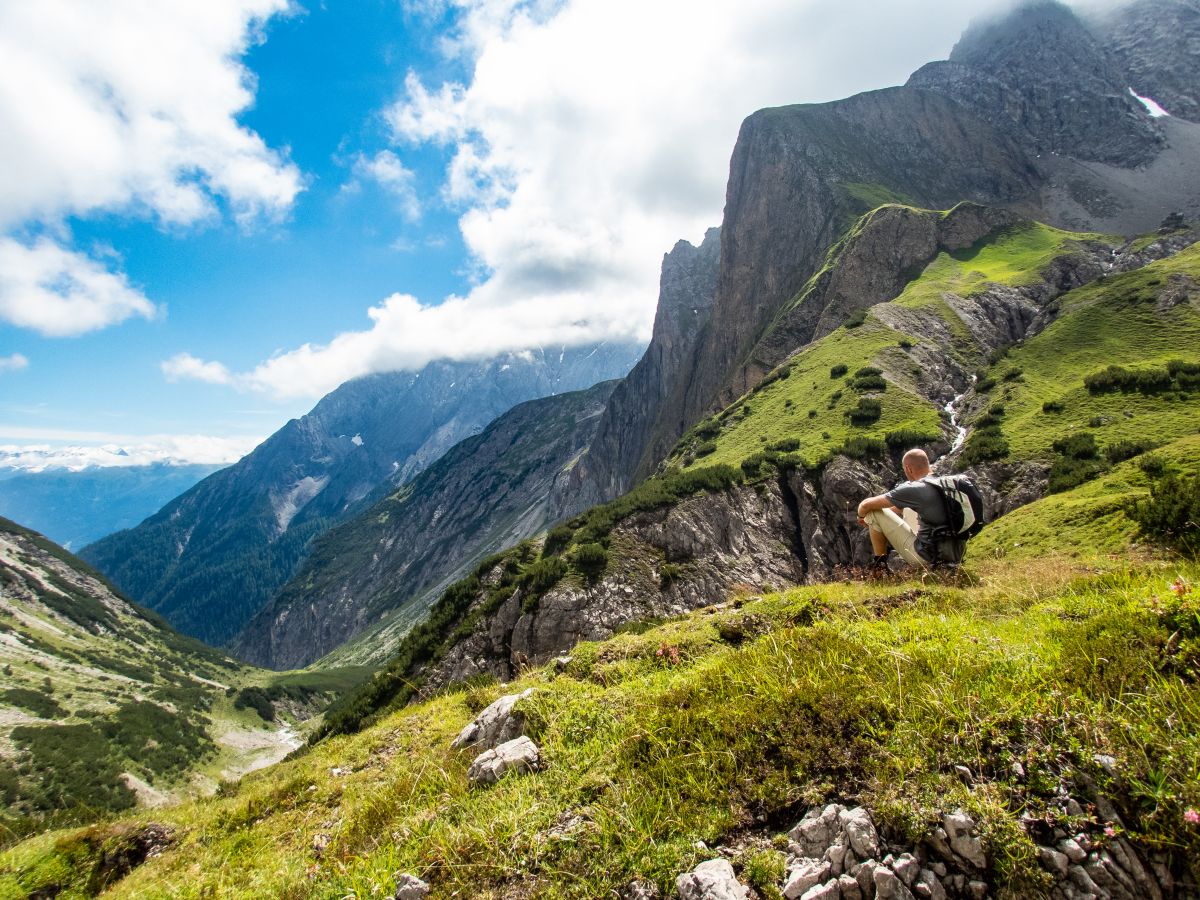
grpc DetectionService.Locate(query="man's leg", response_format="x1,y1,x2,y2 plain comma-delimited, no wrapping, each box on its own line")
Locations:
862,509,927,568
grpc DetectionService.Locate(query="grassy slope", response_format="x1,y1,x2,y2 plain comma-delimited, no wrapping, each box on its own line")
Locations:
0,518,362,830
973,245,1200,460
669,219,1111,471
4,543,1196,898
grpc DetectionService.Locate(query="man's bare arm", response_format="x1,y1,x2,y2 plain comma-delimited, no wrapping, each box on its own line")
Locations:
857,494,893,518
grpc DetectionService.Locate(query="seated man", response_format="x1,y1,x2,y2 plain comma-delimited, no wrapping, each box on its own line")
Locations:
856,448,963,572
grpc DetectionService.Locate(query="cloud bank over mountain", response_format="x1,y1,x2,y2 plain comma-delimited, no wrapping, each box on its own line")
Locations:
168,0,1020,400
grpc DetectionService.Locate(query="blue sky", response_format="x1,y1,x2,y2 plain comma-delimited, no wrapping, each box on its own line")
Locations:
0,0,1022,467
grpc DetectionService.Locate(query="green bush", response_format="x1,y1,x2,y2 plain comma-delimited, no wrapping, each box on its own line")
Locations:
519,557,569,610
1042,399,1065,414
768,438,801,452
884,429,940,449
845,397,882,426
807,409,818,418
898,338,914,350
854,367,882,378
233,687,275,723
1,689,65,720
541,524,574,559
840,437,887,460
827,390,844,409
1105,440,1158,465
1085,365,1175,395
830,364,848,379
844,309,867,329
694,419,721,440
695,441,717,457
572,543,609,582
851,374,887,393
1139,454,1168,478
658,563,682,589
1129,474,1200,556
1052,433,1100,460
958,429,1009,467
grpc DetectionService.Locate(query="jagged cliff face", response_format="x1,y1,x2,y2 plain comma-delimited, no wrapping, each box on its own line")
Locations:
81,344,642,647
235,381,620,670
1093,0,1200,124
576,0,1200,507
912,0,1162,166
559,228,721,512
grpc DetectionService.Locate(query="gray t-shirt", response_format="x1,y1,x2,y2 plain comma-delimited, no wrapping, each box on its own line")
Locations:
885,479,963,564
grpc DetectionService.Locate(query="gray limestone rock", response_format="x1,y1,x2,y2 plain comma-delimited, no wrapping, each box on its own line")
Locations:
783,859,832,899
943,811,987,870
875,865,916,900
1039,846,1071,879
625,880,660,900
840,807,882,861
854,860,879,899
451,689,533,750
392,873,430,900
675,858,749,900
890,853,920,887
789,805,847,860
915,868,947,900
466,736,540,785
799,881,840,900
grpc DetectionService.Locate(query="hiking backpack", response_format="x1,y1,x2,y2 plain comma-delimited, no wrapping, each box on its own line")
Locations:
922,475,986,539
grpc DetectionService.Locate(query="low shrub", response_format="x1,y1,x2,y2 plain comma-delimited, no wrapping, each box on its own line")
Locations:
1105,440,1158,465
840,436,887,459
898,338,914,350
768,438,801,452
830,364,849,379
844,309,867,329
851,374,887,393
1129,474,1200,556
845,397,882,426
1042,399,1065,414
1052,433,1100,460
541,524,574,559
884,428,940,449
827,391,844,409
572,543,609,582
694,419,721,440
695,441,717,457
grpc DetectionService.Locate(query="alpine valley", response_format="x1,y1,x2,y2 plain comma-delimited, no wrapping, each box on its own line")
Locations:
4,3,1200,899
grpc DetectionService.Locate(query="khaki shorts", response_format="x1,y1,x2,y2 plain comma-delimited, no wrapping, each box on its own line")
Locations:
863,509,929,569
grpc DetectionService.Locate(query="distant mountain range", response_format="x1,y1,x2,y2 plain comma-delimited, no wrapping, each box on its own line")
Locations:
0,463,223,550
81,344,643,648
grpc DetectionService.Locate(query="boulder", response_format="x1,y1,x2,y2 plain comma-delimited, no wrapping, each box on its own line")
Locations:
783,859,831,899
840,807,882,860
942,810,987,870
451,689,533,750
392,873,430,899
675,858,749,900
466,736,540,785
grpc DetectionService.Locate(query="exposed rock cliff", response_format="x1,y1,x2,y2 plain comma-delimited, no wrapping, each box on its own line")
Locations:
1093,0,1200,124
559,228,721,512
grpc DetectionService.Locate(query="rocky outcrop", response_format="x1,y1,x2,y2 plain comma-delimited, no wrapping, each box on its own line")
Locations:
561,228,721,512
235,381,620,669
450,689,532,751
910,1,1162,167
731,204,1025,399
1092,0,1200,125
466,736,540,785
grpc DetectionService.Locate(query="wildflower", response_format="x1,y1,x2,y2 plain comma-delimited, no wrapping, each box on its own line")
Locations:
1170,577,1191,597
1104,825,1116,838
1185,808,1200,826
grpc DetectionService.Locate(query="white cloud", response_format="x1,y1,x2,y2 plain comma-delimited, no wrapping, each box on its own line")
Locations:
162,352,237,386
0,432,262,470
184,0,1031,400
0,0,301,231
0,354,29,373
0,1,301,338
0,237,158,337
349,150,422,221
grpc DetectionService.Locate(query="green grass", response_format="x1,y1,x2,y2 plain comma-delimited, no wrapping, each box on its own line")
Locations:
6,548,1198,899
972,434,1200,561
972,246,1200,462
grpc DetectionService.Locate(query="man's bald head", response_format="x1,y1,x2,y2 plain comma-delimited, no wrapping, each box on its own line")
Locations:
902,448,931,479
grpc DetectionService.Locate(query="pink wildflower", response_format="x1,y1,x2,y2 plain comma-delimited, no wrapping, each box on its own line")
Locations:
1104,825,1116,838
1185,808,1200,826
1170,577,1191,597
